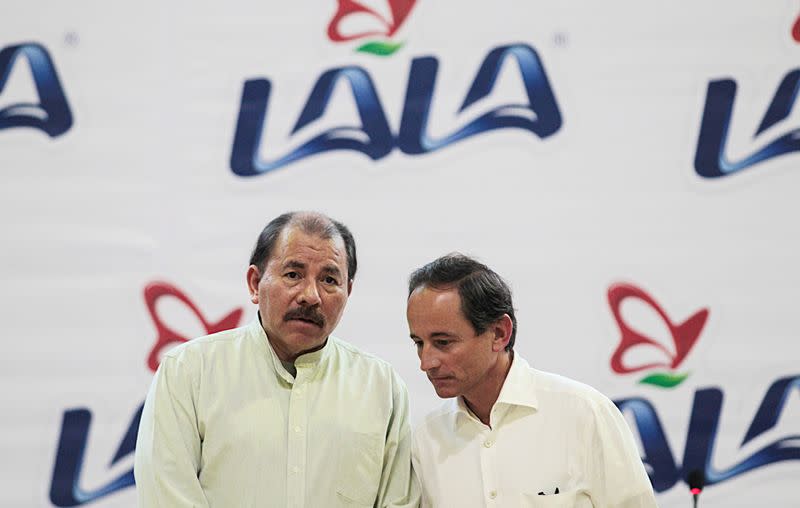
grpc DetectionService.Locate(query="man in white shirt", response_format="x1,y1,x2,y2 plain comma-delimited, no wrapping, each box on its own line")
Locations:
134,211,419,507
407,253,658,507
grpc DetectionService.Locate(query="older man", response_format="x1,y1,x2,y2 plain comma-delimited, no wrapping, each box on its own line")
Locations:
135,211,418,507
407,253,658,507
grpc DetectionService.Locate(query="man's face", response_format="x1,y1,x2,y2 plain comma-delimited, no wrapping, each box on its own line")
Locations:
247,226,351,361
407,286,504,400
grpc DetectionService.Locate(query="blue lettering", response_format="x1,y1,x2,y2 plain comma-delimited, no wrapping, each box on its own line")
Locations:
695,71,800,178
230,43,562,176
49,404,142,506
617,375,800,492
398,44,561,154
0,43,72,137
615,397,679,492
231,68,392,177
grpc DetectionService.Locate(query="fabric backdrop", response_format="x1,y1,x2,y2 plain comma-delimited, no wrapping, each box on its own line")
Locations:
2,1,798,506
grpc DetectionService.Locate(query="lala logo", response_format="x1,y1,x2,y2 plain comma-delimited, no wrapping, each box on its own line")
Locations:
49,282,243,506
231,0,562,176
328,0,417,56
693,12,800,178
608,282,800,493
230,42,562,176
608,283,708,388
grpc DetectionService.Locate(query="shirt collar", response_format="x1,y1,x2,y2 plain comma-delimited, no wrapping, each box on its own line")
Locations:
250,315,332,384
294,338,331,367
453,353,539,427
495,353,538,409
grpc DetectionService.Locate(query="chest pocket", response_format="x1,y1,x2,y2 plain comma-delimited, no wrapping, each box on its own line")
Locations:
335,431,383,506
521,490,587,507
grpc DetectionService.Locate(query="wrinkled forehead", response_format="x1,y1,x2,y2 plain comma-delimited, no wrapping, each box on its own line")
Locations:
273,226,347,268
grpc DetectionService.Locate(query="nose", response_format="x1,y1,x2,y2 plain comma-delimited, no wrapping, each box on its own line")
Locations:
297,279,321,306
419,345,441,372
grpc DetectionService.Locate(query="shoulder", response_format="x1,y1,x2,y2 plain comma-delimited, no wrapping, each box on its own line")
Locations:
331,336,408,390
413,399,458,442
331,336,406,382
331,336,397,374
160,325,251,367
533,368,607,401
529,367,622,424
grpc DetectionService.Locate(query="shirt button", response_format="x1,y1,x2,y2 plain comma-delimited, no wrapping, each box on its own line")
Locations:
292,466,301,473
489,490,497,499
293,426,302,433
484,439,493,448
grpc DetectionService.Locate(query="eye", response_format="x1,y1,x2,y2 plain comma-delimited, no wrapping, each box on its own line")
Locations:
323,275,339,285
435,339,450,348
285,271,300,280
412,340,423,349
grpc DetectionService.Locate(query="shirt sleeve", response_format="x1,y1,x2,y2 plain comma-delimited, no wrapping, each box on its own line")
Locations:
374,370,422,508
589,394,659,508
134,355,210,508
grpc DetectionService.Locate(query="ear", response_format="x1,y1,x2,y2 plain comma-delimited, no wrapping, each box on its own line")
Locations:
246,265,261,304
347,279,353,296
490,314,514,352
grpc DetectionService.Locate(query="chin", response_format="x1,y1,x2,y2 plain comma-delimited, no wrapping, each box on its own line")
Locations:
433,387,459,399
298,337,327,350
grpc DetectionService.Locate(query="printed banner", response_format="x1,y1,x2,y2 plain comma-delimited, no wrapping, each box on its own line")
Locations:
2,1,799,506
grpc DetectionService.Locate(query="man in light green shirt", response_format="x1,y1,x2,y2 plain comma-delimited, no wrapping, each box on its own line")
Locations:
134,212,419,507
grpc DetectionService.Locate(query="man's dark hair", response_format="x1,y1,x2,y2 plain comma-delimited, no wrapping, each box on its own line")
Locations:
249,212,357,281
408,253,517,351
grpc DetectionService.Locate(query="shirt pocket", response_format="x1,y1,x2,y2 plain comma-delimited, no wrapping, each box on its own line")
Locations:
335,431,383,506
521,490,582,507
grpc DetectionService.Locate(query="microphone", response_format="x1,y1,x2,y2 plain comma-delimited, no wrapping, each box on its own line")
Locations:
686,469,705,508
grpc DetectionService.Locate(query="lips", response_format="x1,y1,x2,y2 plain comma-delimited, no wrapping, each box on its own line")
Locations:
288,317,322,327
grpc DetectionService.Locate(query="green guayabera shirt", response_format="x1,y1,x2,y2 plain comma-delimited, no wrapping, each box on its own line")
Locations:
134,318,420,508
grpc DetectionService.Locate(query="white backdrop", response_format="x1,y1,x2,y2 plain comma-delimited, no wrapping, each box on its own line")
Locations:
2,1,799,506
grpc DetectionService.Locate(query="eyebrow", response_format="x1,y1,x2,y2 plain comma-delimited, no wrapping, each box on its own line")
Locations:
283,260,306,270
282,260,343,278
320,265,344,278
409,332,457,340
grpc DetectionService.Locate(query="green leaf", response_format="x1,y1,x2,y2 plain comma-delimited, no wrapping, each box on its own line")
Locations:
638,371,690,388
355,40,405,56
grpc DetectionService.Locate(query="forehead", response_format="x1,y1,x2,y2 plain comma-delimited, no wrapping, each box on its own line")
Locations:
407,286,470,327
269,226,347,269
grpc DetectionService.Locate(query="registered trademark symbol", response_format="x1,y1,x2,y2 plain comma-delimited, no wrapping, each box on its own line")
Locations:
64,31,80,47
553,32,568,48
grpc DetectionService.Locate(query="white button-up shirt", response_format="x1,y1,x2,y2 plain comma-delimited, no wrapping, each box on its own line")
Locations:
134,318,419,507
411,355,658,507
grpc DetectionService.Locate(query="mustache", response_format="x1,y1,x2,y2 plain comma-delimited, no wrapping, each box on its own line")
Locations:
283,307,325,327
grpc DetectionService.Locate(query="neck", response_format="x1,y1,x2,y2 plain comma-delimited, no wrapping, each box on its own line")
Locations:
271,338,327,362
258,313,327,362
463,351,513,426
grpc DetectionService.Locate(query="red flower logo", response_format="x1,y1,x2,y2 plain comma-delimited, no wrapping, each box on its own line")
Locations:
144,281,243,372
608,282,709,388
328,0,417,56
792,11,800,43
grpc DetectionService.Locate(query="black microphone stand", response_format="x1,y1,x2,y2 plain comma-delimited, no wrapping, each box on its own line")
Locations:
687,470,705,508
